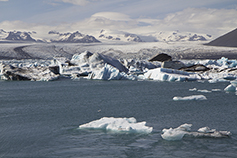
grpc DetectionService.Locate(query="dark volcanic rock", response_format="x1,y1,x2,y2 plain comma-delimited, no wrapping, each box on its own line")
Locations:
149,53,172,62
179,64,210,72
205,28,237,47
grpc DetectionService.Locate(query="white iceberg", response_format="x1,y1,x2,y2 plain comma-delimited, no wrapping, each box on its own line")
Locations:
224,84,237,92
79,117,153,134
88,63,136,80
197,89,212,93
161,124,231,141
144,68,200,82
224,80,237,92
71,51,128,73
173,95,207,101
161,123,192,141
230,80,237,87
198,127,216,133
189,88,197,91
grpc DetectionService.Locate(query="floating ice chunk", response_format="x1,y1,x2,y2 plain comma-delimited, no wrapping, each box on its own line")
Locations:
176,123,192,131
197,89,212,93
212,89,221,92
161,128,187,141
198,127,216,133
79,117,153,134
173,95,207,101
161,124,231,141
189,131,231,138
144,68,199,82
189,88,197,91
88,64,136,80
230,80,237,87
224,84,237,92
161,123,192,141
217,57,237,68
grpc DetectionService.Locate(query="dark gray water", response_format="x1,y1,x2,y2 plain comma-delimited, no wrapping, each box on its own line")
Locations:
0,79,237,158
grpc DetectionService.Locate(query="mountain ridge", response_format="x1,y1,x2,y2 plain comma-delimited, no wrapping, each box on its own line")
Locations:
0,29,212,43
205,28,237,47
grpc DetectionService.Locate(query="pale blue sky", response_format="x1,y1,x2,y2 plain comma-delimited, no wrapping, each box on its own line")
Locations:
0,0,236,24
0,0,237,37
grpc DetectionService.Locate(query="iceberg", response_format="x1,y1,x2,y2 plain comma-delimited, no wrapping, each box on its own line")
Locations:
161,124,231,141
173,95,207,101
224,84,237,92
71,51,128,73
88,63,136,80
79,117,153,134
55,51,133,80
144,68,200,82
161,123,192,141
224,80,237,92
197,89,212,93
0,63,59,81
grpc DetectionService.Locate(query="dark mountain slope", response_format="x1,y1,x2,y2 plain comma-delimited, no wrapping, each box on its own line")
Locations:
205,28,237,47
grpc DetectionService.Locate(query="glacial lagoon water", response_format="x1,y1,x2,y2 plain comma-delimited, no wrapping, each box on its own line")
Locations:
0,79,237,158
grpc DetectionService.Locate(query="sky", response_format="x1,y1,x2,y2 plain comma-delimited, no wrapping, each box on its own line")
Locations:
0,0,237,38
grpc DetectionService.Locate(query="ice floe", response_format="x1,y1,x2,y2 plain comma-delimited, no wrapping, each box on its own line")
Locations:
224,80,237,92
197,89,212,93
144,68,200,82
161,124,231,141
79,117,153,134
173,95,207,101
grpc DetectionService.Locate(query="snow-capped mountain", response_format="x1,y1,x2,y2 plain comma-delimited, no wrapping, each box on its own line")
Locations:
98,30,212,42
5,31,37,42
49,31,101,43
98,30,142,42
0,29,8,40
0,29,212,43
152,31,212,42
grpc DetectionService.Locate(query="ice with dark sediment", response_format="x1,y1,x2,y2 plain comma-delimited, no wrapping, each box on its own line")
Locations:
161,124,231,141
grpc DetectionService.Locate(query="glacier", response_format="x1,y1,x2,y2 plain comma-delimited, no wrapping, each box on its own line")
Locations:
79,117,153,134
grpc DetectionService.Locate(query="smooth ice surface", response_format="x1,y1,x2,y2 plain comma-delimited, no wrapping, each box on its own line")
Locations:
173,95,207,101
79,117,153,134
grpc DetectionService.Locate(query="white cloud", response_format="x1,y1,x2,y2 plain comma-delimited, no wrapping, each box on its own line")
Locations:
0,0,9,1
55,0,89,6
91,12,131,21
1,8,237,39
158,8,237,37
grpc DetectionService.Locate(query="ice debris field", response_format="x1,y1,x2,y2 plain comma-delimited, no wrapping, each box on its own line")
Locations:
78,117,231,141
1,51,237,94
